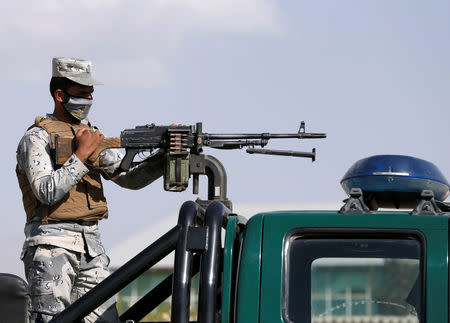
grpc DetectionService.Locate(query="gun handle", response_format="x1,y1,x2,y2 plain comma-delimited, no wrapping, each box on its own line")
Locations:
119,148,140,171
88,137,122,165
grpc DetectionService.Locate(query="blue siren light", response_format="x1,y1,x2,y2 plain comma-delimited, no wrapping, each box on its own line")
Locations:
341,155,450,210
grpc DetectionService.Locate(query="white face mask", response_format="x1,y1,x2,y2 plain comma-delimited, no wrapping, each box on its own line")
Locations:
62,95,93,120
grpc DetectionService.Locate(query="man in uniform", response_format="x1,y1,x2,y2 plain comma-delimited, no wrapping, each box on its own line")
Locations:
16,57,165,322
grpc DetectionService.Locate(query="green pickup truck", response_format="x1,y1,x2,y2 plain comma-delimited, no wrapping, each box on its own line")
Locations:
1,154,448,323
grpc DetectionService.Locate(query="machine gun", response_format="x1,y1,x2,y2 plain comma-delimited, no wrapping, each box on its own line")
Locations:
54,121,325,204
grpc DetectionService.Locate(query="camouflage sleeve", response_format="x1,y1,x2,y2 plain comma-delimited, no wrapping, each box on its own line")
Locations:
16,127,89,205
97,148,123,175
111,151,165,190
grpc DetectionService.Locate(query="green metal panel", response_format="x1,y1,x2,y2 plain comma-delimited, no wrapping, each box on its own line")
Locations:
448,217,450,323
424,217,448,323
235,214,264,323
222,215,239,323
222,214,248,323
256,211,449,323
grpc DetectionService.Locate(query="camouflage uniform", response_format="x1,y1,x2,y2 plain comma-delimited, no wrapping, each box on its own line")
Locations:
17,114,164,322
21,225,117,323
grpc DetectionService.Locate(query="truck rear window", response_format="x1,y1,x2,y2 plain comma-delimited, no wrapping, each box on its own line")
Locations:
284,232,424,323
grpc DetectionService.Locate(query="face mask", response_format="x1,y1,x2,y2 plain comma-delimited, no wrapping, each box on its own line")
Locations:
62,95,93,120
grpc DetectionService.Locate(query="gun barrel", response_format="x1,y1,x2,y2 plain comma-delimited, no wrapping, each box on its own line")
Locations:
206,139,268,149
298,133,327,139
204,132,326,140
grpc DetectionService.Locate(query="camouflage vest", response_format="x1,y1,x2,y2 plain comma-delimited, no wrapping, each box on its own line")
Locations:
16,116,109,223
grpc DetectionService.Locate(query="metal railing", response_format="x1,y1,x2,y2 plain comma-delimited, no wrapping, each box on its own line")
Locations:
50,200,231,323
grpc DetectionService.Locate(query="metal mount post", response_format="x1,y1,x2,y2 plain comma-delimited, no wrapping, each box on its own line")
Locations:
190,154,233,211
171,201,204,323
198,201,231,323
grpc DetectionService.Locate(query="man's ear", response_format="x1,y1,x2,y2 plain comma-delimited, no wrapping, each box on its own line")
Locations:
54,89,67,103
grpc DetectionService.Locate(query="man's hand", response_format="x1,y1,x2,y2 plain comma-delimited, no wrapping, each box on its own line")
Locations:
74,128,105,163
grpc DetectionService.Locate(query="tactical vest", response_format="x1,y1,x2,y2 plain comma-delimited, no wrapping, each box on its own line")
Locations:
16,116,109,223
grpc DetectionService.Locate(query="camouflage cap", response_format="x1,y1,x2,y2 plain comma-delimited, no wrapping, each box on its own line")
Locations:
52,57,102,86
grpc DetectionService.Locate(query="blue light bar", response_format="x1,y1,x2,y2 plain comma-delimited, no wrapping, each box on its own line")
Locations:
341,155,449,206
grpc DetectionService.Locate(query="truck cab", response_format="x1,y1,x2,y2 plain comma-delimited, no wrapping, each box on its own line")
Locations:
232,154,449,323
234,209,445,323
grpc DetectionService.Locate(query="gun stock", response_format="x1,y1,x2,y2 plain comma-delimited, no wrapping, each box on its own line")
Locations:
54,136,122,166
88,137,122,164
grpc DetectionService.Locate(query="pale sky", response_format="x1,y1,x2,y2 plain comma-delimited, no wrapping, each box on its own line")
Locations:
1,0,449,276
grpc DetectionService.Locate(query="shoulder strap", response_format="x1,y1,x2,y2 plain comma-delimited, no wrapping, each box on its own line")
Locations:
34,116,45,126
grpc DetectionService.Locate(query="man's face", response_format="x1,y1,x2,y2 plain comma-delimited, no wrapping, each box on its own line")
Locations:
65,84,94,99
54,83,95,121
54,84,94,104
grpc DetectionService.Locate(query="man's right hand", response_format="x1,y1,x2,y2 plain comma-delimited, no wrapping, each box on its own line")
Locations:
75,128,105,163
